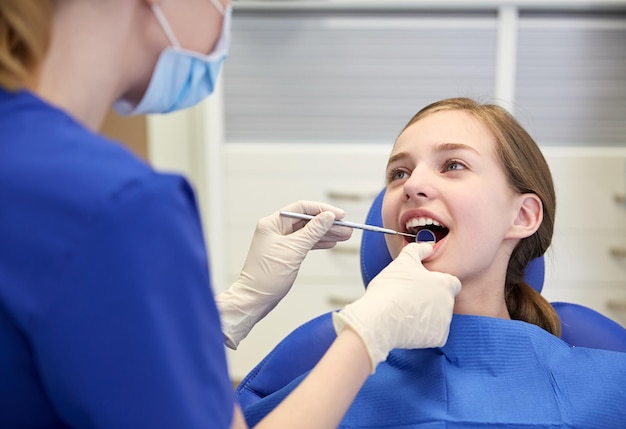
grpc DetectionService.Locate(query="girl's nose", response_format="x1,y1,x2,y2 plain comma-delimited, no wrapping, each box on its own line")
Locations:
403,166,436,201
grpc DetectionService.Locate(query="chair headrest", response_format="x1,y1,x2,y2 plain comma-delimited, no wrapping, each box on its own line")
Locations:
360,189,545,292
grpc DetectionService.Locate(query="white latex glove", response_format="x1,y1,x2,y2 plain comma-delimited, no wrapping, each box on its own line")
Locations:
333,242,461,372
216,201,352,349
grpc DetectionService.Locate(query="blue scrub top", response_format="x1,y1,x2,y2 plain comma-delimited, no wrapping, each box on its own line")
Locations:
0,88,234,428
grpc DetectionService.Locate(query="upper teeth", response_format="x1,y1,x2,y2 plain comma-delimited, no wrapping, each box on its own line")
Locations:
406,217,443,229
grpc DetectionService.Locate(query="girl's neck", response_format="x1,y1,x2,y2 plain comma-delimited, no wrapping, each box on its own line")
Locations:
452,272,511,319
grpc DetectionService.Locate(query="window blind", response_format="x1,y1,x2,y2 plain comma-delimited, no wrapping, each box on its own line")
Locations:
516,12,626,147
223,11,498,144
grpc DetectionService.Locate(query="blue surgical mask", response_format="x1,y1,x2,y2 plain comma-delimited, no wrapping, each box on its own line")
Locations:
114,1,231,115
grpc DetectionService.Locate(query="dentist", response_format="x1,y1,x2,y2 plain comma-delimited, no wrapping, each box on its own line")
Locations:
0,1,461,428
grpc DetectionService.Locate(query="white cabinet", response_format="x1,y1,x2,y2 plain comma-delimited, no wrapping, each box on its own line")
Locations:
222,144,390,283
222,145,389,381
542,150,626,327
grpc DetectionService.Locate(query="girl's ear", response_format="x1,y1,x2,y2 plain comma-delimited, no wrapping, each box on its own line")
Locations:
507,193,543,239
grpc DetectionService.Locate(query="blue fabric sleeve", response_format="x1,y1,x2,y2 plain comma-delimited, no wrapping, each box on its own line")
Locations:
31,174,233,428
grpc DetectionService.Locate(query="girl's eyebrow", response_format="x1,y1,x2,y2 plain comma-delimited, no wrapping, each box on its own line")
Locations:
386,151,410,168
387,142,480,168
434,142,480,155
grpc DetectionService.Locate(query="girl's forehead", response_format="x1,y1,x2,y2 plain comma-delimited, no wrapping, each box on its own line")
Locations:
393,110,496,154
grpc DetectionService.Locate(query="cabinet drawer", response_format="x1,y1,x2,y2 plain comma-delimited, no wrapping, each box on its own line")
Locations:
541,285,626,328
546,229,626,285
224,146,389,224
225,228,365,285
224,176,383,227
544,153,626,230
223,145,389,283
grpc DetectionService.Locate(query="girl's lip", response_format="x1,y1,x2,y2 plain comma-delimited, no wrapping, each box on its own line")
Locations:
403,234,445,262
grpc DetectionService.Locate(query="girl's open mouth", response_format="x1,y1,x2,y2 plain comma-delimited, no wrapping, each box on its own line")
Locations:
405,217,449,243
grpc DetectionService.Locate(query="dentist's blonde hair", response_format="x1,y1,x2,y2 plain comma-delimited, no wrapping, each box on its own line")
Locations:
0,0,52,90
401,97,560,337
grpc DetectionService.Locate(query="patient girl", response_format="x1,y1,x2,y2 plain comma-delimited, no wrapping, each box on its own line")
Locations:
381,97,559,332
244,97,626,428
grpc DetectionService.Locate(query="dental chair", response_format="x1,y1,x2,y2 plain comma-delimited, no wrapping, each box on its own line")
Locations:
235,189,626,410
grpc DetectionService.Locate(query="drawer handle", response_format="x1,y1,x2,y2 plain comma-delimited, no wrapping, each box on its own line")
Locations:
610,247,626,258
614,193,626,206
326,295,357,307
331,245,359,255
606,300,626,313
326,190,379,202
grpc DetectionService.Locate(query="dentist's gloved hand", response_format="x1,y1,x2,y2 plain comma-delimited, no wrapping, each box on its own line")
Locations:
216,201,352,349
332,242,461,373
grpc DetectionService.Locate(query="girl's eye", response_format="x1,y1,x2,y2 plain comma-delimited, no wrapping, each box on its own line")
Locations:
444,159,466,172
387,168,410,183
